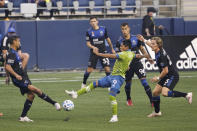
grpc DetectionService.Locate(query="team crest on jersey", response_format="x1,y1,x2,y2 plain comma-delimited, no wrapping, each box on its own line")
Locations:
132,40,137,46
91,31,95,36
100,31,104,36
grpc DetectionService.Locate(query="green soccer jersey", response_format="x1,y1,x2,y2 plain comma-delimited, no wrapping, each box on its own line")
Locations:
111,50,135,78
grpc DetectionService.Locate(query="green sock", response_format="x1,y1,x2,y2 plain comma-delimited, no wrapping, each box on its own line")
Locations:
77,82,95,96
109,95,117,115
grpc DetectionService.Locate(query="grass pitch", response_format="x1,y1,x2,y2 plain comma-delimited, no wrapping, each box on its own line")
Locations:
0,71,196,131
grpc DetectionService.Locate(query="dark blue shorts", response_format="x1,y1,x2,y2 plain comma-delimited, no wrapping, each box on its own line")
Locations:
158,75,179,90
12,76,32,95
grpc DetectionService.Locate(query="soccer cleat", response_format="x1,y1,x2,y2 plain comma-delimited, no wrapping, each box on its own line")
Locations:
19,116,33,122
147,111,162,118
186,92,192,104
81,83,86,89
65,90,78,99
54,103,61,111
109,115,118,122
126,99,133,106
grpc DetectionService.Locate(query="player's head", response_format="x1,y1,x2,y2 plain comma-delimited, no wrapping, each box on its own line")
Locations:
89,16,98,29
9,35,20,49
121,23,130,37
151,37,163,51
120,39,131,51
147,7,156,17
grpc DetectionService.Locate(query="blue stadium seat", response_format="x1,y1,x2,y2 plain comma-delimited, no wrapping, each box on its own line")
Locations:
111,0,121,6
93,0,104,12
125,0,136,11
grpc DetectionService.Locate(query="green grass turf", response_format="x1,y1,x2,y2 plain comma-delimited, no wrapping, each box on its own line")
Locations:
0,71,196,131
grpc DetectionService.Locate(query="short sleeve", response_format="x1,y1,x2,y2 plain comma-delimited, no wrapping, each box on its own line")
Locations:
159,55,168,68
86,31,90,41
6,53,15,65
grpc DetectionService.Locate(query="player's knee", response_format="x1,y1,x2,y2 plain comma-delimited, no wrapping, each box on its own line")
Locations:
27,93,35,101
152,90,160,96
161,88,169,97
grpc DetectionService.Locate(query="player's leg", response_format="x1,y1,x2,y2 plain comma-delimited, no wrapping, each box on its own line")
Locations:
81,54,98,88
28,85,61,110
100,57,111,76
135,63,153,105
147,84,162,118
124,68,134,106
109,76,124,122
161,75,192,104
66,76,111,98
19,91,35,122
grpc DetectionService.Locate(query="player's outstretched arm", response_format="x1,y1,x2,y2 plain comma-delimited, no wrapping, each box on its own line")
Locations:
93,47,117,59
137,34,152,47
106,38,116,54
5,64,22,80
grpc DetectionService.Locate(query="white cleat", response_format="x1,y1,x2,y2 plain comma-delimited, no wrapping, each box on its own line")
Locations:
19,116,33,122
186,92,192,104
54,103,61,111
65,90,78,99
109,115,118,122
147,111,162,118
81,83,86,89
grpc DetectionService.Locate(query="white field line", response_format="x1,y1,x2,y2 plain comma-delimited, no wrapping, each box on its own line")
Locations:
0,75,197,84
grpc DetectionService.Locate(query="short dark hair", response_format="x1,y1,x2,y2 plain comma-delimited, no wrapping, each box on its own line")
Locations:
121,23,129,27
122,39,131,49
147,7,156,13
9,35,20,45
89,16,98,21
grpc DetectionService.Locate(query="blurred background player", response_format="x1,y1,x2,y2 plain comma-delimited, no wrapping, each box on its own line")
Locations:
142,7,164,36
66,40,141,122
0,112,3,117
138,35,192,117
0,27,29,85
0,0,10,21
5,36,61,122
116,23,153,106
81,16,115,88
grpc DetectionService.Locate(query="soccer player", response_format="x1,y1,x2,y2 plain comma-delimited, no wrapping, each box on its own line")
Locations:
81,16,115,88
66,40,145,122
5,36,61,122
116,23,153,106
137,35,192,117
1,27,29,84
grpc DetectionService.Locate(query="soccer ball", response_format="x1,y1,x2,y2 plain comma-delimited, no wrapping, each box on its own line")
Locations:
62,100,74,111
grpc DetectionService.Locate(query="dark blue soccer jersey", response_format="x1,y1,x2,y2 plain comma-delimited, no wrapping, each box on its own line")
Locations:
6,48,25,78
116,35,143,62
155,49,178,76
86,26,109,53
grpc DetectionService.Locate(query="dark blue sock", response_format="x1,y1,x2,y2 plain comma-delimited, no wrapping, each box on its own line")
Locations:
125,82,131,100
141,79,152,103
39,93,56,105
21,99,33,117
168,90,187,97
83,71,90,84
105,72,111,76
152,96,160,113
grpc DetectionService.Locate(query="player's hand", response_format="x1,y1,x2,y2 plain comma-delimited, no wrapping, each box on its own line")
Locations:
148,58,154,64
151,76,159,83
16,75,22,80
111,48,116,54
93,47,99,54
137,34,145,42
